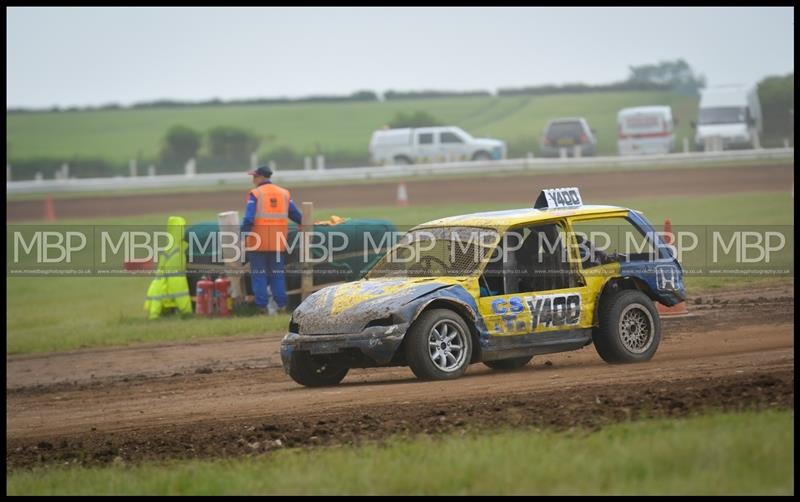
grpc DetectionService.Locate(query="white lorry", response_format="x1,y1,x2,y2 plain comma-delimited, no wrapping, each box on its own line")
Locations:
369,126,507,165
693,85,763,151
617,106,676,156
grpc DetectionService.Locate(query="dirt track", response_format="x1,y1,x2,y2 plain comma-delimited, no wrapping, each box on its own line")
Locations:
6,284,794,470
6,163,794,222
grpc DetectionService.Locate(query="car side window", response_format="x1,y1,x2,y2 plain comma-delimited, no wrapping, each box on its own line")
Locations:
440,132,464,144
570,216,657,267
418,132,434,145
479,222,578,297
514,223,578,292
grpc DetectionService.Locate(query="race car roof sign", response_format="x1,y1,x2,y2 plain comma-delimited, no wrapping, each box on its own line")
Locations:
534,187,583,209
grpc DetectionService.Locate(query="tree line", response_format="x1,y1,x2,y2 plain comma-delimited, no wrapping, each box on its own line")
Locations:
7,89,497,113
757,73,793,141
8,59,708,114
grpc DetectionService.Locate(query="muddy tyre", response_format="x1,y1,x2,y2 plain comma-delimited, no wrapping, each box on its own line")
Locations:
288,352,349,387
472,151,492,161
405,309,473,381
593,290,661,364
483,355,533,371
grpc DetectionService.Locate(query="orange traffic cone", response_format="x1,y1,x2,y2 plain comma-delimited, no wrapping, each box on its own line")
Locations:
397,182,409,207
657,217,689,317
663,218,673,246
44,196,56,221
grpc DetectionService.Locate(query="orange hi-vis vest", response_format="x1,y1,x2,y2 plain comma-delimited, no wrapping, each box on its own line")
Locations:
246,183,291,252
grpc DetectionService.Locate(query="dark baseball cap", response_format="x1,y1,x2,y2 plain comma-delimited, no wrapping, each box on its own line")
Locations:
247,165,273,177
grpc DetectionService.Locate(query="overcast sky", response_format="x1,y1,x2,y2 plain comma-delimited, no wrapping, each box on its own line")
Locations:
6,6,795,108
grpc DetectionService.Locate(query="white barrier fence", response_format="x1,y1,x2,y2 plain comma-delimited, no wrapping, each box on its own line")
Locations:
6,147,794,195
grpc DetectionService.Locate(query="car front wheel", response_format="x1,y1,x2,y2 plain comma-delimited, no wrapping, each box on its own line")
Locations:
593,290,661,364
405,309,473,381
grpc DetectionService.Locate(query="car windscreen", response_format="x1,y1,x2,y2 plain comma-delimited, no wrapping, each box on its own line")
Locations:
698,107,747,125
546,121,583,139
366,226,500,278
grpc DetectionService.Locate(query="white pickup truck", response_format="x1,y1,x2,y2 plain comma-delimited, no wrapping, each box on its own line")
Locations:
369,126,507,165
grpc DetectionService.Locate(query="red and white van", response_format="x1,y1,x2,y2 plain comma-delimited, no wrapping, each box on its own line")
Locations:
617,106,676,156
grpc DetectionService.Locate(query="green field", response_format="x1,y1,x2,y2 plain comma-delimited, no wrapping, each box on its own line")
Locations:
7,410,794,495
6,91,699,165
8,156,792,202
6,191,793,355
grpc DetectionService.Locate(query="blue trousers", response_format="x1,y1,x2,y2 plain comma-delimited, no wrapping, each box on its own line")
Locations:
247,251,288,308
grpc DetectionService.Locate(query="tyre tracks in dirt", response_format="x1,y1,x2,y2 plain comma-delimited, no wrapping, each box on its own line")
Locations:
6,285,794,470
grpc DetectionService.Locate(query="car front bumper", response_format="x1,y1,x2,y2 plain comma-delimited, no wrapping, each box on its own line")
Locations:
280,323,410,372
695,137,753,150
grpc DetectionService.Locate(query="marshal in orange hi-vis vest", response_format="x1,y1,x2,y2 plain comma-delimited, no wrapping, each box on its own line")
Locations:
246,183,291,252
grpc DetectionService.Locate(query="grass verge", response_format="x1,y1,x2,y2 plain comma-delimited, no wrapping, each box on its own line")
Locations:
6,409,794,495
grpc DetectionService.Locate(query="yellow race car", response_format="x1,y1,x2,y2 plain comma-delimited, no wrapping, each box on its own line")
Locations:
281,187,686,387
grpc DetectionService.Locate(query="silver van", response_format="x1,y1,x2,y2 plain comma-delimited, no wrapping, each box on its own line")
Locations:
692,85,763,151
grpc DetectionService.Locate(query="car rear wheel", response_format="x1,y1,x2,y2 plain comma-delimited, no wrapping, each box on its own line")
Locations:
593,290,661,364
483,355,532,371
405,309,473,381
287,352,349,387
